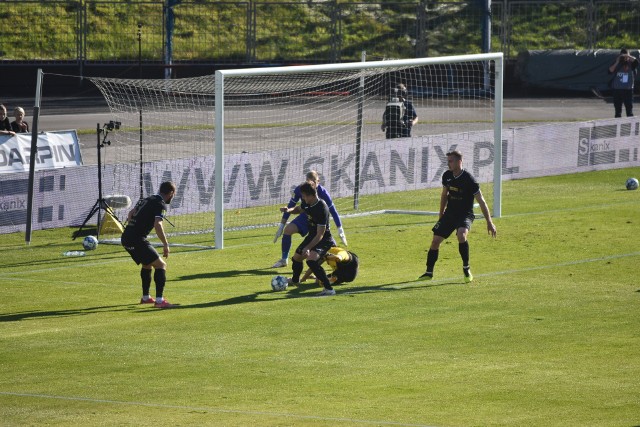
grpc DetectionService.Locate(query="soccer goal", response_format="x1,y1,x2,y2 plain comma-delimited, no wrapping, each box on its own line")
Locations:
89,53,503,249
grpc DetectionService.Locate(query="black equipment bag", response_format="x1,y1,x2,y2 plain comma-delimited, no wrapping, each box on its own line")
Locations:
384,99,405,138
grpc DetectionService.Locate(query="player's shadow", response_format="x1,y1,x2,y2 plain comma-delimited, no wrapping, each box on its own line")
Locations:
1,249,127,269
175,268,274,281
337,279,465,296
0,304,137,322
152,282,320,311
161,278,463,311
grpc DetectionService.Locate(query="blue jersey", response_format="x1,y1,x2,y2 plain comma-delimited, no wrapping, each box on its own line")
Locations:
282,183,342,228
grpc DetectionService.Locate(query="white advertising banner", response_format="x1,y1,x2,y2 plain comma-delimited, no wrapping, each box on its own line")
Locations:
105,130,496,215
0,130,82,174
1,118,638,234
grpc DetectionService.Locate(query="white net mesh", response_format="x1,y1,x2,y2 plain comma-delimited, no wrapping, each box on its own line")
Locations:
87,55,501,246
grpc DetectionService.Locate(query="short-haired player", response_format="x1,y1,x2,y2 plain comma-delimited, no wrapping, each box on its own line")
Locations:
280,182,337,296
272,170,346,268
420,150,496,282
121,181,177,308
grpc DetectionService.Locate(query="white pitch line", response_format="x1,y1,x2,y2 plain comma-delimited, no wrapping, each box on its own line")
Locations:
2,251,638,295
2,200,634,278
500,199,639,218
0,391,436,427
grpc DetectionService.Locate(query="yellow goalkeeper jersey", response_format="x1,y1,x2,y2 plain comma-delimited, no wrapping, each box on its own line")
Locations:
326,246,351,270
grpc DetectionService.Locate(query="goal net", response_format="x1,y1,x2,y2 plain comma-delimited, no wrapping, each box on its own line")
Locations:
88,53,503,248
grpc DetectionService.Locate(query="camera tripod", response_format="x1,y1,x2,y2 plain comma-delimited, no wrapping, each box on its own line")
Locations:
73,122,124,240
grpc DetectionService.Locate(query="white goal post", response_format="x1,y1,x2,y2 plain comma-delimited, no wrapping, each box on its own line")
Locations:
87,53,502,249
214,53,503,248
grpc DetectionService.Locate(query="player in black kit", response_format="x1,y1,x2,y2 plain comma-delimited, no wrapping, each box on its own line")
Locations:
420,150,496,282
280,182,338,296
121,181,177,308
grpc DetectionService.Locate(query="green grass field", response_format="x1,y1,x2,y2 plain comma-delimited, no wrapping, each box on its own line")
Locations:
1,168,639,426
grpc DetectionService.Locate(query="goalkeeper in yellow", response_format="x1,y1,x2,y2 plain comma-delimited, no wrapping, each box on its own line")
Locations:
302,246,359,286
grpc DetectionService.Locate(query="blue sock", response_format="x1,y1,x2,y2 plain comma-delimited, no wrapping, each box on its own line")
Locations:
281,234,292,260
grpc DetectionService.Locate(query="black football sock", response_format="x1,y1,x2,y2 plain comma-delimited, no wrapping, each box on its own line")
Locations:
458,241,470,267
426,249,439,274
154,268,166,299
140,268,152,296
291,259,303,283
307,259,332,290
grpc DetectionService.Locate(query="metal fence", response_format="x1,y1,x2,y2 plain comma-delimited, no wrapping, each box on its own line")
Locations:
1,0,639,64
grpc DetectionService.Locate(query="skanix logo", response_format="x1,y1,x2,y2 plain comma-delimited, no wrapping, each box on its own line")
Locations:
0,175,63,228
577,124,617,167
0,197,26,211
578,121,640,167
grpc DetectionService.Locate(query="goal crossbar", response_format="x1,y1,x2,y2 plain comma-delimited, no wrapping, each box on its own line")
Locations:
215,53,504,249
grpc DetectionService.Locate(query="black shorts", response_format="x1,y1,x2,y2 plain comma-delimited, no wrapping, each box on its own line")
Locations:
432,212,475,239
295,235,336,258
121,235,159,266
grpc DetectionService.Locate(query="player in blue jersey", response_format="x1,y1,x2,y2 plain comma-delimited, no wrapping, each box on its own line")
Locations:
272,170,347,268
121,181,177,308
420,150,496,283
280,182,337,296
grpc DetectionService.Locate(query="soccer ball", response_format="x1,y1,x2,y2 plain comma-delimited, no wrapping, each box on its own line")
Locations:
271,275,288,292
626,177,639,191
82,235,98,251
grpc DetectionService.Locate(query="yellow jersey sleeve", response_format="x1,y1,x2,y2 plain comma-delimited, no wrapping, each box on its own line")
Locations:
326,247,350,270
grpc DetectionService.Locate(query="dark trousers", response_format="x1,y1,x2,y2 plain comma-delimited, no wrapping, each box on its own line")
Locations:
612,89,634,117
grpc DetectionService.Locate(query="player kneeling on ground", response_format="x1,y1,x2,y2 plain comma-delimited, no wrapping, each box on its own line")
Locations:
326,247,359,285
301,246,359,286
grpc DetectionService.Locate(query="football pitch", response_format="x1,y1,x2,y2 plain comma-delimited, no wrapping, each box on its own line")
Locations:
1,168,639,426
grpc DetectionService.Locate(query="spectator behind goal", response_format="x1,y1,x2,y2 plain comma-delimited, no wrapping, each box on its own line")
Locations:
381,83,418,139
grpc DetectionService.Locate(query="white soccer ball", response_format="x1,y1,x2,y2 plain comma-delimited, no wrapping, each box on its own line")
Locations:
82,235,98,251
626,177,639,191
271,275,289,292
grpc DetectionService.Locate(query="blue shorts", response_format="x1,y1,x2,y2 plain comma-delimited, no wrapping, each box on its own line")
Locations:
291,214,309,236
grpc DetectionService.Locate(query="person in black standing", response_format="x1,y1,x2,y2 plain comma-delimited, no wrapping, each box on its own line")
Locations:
381,83,418,139
420,150,496,283
608,48,638,118
280,182,338,296
121,181,177,308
